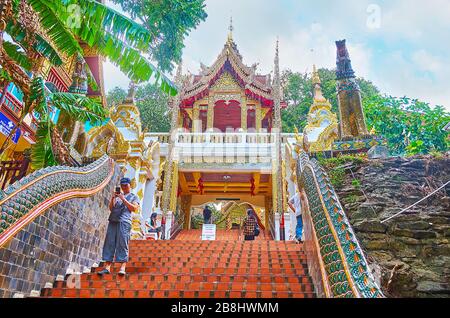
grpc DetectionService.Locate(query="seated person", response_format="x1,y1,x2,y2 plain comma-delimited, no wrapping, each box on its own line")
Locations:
145,213,162,240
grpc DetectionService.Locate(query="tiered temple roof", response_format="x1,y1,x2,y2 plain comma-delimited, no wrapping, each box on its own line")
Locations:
179,27,282,109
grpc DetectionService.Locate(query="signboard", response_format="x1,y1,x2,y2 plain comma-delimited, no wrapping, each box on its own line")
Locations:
201,224,217,241
0,112,21,144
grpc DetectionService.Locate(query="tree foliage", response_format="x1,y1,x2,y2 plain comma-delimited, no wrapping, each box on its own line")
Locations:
363,95,450,155
281,68,379,133
107,84,170,133
281,68,449,156
110,0,207,72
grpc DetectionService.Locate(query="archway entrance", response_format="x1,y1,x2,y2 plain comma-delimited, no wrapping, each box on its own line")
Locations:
176,170,273,241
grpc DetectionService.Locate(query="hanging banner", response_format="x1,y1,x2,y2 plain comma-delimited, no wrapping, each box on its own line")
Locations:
0,112,21,144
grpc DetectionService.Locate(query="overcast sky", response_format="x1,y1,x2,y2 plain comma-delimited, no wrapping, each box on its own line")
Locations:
104,0,450,111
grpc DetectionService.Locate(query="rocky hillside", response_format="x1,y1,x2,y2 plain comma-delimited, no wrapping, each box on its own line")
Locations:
326,154,450,298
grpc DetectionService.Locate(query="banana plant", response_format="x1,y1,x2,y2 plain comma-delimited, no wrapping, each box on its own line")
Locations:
28,75,108,170
0,0,179,166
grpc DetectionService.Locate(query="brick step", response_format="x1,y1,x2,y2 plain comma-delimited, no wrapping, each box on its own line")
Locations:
130,241,302,245
50,280,314,293
127,252,305,258
100,259,307,268
93,263,308,273
126,255,307,261
41,288,316,298
123,256,308,262
128,252,305,257
64,274,313,285
87,266,309,276
129,247,304,251
129,246,303,251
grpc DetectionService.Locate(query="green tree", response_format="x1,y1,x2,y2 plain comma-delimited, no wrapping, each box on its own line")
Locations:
107,84,170,132
110,0,207,72
136,84,170,132
363,95,450,155
281,68,379,133
1,0,181,168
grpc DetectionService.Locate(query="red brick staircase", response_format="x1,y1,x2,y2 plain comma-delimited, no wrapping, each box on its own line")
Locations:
40,235,316,298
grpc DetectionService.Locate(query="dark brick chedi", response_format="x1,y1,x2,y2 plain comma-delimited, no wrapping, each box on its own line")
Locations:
0,166,121,298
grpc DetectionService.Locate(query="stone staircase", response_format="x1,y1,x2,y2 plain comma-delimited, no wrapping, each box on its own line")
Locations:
39,236,316,298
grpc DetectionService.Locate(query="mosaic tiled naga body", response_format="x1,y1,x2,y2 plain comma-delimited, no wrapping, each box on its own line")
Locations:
297,151,384,298
0,155,115,246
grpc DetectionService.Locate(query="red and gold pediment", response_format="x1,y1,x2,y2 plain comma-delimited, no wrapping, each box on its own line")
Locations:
181,37,275,108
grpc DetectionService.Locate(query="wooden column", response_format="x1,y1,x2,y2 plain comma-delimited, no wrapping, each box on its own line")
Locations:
192,102,200,132
207,96,214,130
241,95,247,131
256,103,262,132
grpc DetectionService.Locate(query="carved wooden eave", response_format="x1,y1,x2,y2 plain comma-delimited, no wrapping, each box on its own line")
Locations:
181,38,274,105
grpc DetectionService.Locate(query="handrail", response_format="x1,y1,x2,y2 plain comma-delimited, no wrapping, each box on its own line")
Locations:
268,213,276,240
0,155,115,247
297,150,384,298
170,219,184,240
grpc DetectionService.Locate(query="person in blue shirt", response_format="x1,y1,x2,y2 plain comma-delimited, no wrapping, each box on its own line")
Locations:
203,205,212,224
98,177,140,276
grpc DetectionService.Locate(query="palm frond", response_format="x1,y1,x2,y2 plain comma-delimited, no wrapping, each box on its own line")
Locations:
28,0,176,96
29,76,47,115
31,118,57,170
5,20,63,67
0,68,13,82
58,0,152,51
97,34,177,95
34,34,64,66
2,41,32,71
28,0,83,56
49,92,108,125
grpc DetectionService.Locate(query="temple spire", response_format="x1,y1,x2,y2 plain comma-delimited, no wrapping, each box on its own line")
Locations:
273,37,281,128
162,59,183,216
272,37,284,217
312,65,321,85
312,65,325,102
228,16,234,42
123,81,136,104
174,59,183,87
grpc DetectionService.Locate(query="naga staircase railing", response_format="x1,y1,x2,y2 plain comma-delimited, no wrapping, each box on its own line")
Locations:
0,155,115,247
297,150,384,298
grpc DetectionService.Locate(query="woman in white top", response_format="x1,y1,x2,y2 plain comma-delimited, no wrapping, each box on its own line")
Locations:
288,185,309,242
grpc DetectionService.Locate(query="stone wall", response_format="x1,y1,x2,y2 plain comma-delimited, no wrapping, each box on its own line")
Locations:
0,166,121,298
333,154,450,298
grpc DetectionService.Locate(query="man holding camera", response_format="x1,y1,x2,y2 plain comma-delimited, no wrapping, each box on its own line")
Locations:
97,177,140,276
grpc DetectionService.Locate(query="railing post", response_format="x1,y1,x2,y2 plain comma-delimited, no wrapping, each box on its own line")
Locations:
274,213,281,241
165,211,173,240
284,212,291,241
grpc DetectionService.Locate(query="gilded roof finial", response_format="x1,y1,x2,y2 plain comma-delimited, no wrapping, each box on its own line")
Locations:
312,64,321,85
124,81,136,104
228,16,234,42
312,65,325,102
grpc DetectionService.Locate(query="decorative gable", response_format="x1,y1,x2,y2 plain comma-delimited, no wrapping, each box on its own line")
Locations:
210,72,242,92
